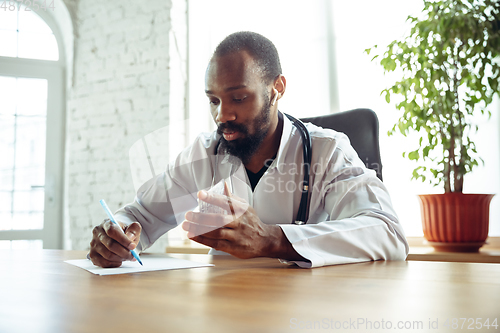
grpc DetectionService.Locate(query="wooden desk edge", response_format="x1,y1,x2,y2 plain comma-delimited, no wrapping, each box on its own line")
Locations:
166,237,500,263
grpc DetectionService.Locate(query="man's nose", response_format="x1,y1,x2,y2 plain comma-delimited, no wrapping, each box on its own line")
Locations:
215,102,237,123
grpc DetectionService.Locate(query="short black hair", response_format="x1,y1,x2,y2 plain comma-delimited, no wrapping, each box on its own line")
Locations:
213,31,282,83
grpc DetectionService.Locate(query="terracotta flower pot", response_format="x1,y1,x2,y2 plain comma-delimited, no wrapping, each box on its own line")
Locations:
417,193,495,252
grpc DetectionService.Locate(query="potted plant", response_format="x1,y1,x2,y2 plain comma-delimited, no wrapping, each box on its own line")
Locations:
366,0,500,252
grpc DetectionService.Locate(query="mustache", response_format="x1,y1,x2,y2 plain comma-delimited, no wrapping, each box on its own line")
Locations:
217,122,248,135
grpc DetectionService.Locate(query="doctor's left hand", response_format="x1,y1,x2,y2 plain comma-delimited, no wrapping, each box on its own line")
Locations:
182,182,285,259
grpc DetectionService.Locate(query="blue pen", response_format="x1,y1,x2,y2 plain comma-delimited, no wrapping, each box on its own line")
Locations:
99,199,143,266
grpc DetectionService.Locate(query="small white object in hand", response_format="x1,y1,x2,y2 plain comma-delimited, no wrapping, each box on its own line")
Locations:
199,179,228,215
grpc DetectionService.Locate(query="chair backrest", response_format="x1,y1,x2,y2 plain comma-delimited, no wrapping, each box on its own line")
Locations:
301,108,383,181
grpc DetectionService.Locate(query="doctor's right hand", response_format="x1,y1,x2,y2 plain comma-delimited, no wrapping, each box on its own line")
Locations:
89,219,142,268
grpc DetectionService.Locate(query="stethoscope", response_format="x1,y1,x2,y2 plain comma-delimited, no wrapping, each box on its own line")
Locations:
213,112,312,225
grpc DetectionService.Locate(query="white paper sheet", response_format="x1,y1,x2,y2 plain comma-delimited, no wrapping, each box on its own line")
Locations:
65,255,213,275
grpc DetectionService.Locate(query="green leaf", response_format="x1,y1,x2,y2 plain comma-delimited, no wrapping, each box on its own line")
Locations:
423,146,431,157
488,77,498,92
430,169,438,177
408,150,419,160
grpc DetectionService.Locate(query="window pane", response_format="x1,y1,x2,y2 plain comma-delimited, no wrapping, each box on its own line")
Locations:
16,78,48,116
18,32,59,61
0,30,17,58
0,192,12,231
16,102,47,117
0,240,12,249
11,240,43,250
0,8,17,31
0,76,17,116
13,190,44,212
18,7,52,34
14,167,45,191
2,76,48,233
0,169,14,191
0,115,15,171
12,211,43,230
0,4,58,61
0,191,12,212
17,77,48,103
0,212,12,231
14,116,46,170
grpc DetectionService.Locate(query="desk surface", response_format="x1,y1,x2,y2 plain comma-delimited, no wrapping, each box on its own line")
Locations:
1,250,499,333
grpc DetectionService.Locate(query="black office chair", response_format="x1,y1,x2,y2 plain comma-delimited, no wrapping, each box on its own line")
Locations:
301,108,383,181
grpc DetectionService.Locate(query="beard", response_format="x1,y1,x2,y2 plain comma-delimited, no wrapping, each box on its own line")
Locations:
217,98,271,165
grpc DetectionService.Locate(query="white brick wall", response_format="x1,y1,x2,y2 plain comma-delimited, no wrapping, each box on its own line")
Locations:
65,0,172,251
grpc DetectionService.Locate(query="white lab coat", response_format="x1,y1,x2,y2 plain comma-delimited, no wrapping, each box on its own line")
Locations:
115,113,409,268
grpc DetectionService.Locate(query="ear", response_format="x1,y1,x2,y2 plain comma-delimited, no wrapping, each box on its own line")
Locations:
273,75,286,102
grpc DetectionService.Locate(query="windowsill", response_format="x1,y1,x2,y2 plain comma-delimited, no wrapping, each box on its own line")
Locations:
406,237,500,263
166,237,500,263
166,239,210,254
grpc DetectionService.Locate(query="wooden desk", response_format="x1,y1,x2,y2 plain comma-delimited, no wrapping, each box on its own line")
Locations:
1,250,499,333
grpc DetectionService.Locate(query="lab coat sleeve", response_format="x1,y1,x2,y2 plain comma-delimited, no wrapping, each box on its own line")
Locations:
278,134,409,268
113,134,215,252
113,171,190,252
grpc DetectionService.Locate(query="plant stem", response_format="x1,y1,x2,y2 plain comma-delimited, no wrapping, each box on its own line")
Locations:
453,40,464,193
449,122,456,192
440,126,452,193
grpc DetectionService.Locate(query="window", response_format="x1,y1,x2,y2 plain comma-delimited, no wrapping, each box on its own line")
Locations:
0,3,58,60
0,76,47,230
0,2,65,248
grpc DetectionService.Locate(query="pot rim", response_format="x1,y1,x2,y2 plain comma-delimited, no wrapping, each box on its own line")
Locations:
417,193,495,197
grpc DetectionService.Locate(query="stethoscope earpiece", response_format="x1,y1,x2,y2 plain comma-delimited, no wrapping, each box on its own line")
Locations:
271,88,279,106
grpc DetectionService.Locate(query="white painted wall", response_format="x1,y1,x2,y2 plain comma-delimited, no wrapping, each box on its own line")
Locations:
64,0,172,251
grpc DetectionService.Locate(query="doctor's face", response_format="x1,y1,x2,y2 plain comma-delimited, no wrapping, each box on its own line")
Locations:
205,51,274,164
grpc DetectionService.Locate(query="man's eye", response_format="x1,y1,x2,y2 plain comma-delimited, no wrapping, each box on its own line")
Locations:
233,97,246,103
209,99,220,106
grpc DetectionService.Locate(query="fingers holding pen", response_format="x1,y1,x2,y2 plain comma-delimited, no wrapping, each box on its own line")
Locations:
92,221,135,261
124,222,142,247
89,243,123,268
89,225,126,268
103,220,138,251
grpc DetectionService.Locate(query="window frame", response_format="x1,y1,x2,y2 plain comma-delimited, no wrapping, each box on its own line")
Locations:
0,7,65,249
